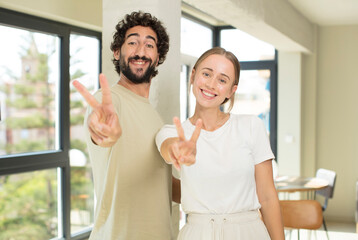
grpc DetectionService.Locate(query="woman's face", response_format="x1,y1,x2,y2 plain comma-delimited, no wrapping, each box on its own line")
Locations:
191,54,237,109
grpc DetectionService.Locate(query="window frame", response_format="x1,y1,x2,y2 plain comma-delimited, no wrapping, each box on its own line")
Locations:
0,7,101,240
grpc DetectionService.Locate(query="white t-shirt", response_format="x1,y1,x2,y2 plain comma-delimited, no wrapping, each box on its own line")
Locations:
156,114,274,214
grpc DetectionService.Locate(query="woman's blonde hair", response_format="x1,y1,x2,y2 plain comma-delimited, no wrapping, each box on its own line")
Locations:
190,47,240,112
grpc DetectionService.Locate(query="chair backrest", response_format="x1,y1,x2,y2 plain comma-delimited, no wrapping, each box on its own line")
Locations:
280,200,323,230
356,181,358,224
315,168,337,199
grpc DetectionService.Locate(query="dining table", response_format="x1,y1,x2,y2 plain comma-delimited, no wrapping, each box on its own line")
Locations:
275,175,329,199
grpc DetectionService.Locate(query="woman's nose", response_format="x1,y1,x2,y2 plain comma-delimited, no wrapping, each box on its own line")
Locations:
205,77,216,89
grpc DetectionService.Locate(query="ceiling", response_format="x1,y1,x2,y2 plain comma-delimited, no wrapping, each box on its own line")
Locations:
288,0,358,26
183,0,358,27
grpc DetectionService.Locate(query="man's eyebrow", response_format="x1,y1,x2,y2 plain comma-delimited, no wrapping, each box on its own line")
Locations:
126,33,157,43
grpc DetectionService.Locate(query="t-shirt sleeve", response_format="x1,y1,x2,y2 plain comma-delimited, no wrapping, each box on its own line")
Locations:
250,116,275,165
155,124,178,152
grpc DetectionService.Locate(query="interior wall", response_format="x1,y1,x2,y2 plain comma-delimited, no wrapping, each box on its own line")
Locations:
0,0,102,31
314,25,358,222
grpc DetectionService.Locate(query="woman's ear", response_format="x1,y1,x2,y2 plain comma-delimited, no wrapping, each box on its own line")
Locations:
113,50,120,60
190,69,196,85
228,84,238,98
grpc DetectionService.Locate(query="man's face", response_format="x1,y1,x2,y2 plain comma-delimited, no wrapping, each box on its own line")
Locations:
115,26,159,84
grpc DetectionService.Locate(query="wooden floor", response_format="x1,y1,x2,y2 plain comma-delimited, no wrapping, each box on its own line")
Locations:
284,221,358,240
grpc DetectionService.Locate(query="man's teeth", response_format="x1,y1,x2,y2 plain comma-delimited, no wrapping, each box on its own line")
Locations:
133,61,145,65
202,90,215,97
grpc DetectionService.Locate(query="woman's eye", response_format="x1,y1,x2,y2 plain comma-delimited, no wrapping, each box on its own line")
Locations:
128,42,136,45
219,79,227,84
203,72,209,77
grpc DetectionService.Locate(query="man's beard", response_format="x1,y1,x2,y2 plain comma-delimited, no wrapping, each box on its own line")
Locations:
120,55,156,84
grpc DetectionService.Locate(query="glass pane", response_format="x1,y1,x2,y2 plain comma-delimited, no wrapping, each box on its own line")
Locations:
0,169,58,239
0,25,60,156
224,70,271,132
181,17,213,58
180,65,189,122
69,34,99,233
221,29,275,61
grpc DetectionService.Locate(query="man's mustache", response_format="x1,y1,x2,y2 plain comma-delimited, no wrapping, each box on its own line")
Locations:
128,55,151,62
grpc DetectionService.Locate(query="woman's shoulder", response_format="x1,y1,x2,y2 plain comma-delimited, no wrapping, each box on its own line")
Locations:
230,114,261,124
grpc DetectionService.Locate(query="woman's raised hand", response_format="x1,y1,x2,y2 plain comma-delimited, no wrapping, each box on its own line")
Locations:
72,73,121,147
170,117,202,170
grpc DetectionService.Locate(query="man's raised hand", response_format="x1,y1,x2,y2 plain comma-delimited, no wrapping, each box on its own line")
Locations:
72,73,121,147
170,117,202,170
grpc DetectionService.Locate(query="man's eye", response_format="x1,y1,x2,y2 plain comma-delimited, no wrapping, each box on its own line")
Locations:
146,43,154,48
128,42,136,45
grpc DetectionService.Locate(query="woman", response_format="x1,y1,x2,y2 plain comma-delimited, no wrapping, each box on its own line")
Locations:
156,47,284,239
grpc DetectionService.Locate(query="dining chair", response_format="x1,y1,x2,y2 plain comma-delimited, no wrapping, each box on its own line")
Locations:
314,168,337,236
280,200,323,239
356,181,358,233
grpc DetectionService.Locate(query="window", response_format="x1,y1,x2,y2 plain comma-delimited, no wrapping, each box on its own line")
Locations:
180,15,213,121
0,8,101,240
220,27,277,155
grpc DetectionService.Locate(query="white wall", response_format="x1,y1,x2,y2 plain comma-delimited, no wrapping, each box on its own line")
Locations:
0,0,102,31
277,52,301,177
314,25,358,222
102,0,181,124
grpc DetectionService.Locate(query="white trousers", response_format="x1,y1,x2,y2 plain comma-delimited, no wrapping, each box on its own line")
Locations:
177,210,271,240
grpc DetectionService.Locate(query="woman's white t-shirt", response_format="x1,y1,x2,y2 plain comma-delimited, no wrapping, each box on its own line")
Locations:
156,114,274,214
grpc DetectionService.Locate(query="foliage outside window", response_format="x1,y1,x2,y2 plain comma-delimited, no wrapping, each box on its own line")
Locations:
0,8,101,240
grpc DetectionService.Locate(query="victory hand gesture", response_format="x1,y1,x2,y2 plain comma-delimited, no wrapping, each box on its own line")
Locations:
72,73,121,147
169,117,202,170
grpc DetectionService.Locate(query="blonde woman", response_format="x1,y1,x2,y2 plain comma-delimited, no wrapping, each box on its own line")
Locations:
156,47,284,240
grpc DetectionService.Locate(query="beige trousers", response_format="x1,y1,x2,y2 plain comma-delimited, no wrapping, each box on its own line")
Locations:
177,210,271,240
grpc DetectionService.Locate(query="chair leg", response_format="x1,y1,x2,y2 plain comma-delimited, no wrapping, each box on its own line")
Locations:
322,217,329,240
298,229,300,240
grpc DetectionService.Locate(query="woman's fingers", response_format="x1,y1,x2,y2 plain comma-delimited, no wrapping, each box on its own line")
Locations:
173,117,186,141
190,118,202,143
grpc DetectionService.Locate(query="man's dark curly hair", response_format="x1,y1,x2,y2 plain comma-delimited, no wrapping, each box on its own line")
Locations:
110,11,170,78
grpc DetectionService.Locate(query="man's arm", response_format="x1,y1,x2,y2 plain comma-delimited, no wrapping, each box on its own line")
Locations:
172,176,181,203
73,73,121,147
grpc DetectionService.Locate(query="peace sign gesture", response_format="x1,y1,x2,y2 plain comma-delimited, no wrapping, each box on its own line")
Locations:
72,73,121,147
168,117,202,170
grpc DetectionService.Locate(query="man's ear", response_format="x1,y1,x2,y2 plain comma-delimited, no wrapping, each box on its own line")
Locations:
113,50,120,60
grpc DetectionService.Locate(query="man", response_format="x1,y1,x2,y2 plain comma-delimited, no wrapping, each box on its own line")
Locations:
73,11,178,240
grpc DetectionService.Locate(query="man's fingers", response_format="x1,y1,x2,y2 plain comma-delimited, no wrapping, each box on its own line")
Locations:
72,80,100,109
190,118,202,143
173,117,185,141
99,73,113,107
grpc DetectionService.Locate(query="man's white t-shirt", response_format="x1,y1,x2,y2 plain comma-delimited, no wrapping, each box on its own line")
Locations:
156,114,274,214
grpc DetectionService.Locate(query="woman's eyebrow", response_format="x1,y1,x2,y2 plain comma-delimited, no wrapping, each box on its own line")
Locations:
202,67,230,79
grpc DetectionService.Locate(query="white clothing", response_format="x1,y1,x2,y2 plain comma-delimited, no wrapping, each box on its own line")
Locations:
156,114,274,214
178,211,270,240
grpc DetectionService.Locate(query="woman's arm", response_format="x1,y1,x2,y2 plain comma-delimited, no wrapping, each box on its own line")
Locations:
255,160,285,240
160,137,181,170
157,117,202,170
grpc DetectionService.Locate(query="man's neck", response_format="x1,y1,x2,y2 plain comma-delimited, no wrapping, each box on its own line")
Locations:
117,76,151,98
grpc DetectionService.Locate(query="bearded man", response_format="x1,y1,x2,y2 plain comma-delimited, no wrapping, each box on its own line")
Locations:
73,11,179,240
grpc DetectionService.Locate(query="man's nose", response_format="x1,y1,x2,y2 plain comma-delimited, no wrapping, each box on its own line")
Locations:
134,43,146,56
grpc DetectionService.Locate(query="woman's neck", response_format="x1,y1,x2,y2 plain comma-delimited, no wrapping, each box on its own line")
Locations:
190,107,229,131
